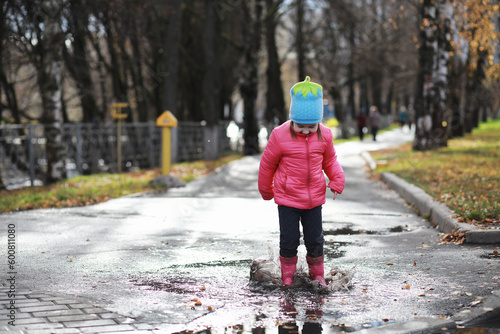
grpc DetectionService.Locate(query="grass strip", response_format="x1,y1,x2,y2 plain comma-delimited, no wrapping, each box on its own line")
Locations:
371,119,500,226
0,154,241,213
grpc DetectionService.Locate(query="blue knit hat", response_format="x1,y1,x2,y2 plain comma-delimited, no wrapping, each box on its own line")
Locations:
289,76,323,124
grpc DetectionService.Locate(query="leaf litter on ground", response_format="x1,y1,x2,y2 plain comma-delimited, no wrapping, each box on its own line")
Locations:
370,120,500,228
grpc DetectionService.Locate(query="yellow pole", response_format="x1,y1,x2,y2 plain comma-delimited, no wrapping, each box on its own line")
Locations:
156,110,177,175
161,127,171,175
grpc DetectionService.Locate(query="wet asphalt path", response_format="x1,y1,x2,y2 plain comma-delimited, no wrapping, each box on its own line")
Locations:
1,128,499,333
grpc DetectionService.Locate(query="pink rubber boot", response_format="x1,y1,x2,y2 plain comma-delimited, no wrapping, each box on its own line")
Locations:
279,256,298,286
306,255,327,286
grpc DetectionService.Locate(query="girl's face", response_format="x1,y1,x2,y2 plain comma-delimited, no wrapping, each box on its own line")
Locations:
293,122,319,135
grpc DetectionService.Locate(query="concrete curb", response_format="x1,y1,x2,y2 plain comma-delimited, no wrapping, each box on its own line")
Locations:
361,152,500,244
452,289,500,326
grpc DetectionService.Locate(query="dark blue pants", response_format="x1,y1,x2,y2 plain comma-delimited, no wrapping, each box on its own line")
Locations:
278,205,324,258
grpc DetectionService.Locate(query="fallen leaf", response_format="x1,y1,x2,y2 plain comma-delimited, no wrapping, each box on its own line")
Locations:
195,301,202,306
404,284,411,290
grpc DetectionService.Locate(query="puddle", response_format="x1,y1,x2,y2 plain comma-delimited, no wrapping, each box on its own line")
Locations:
323,241,349,259
248,258,354,294
74,210,140,218
133,277,202,294
323,223,410,236
324,226,378,235
349,213,402,217
168,259,252,269
480,252,500,260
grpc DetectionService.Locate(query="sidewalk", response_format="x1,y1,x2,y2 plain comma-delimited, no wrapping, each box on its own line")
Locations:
0,286,153,333
1,127,499,334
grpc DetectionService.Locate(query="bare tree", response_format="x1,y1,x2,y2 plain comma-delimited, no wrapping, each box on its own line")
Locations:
414,0,452,150
240,0,263,155
163,0,183,116
39,0,66,183
63,0,100,123
202,0,222,160
264,0,286,128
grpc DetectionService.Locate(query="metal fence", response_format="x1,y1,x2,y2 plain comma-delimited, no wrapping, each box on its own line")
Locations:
0,121,233,190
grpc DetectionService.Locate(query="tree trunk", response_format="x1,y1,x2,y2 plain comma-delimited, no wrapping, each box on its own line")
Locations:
429,0,452,148
163,0,183,116
40,0,66,183
129,15,149,122
264,0,285,128
240,0,263,156
414,0,437,151
465,48,487,133
296,0,305,80
449,52,466,138
328,85,346,138
64,0,99,123
347,24,356,119
0,2,21,124
202,0,221,160
414,0,452,150
370,68,383,114
102,10,128,103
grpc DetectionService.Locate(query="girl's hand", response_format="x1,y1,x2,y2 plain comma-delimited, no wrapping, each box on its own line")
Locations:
331,189,338,200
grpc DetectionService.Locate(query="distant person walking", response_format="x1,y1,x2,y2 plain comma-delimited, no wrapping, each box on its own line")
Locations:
407,104,415,130
357,111,367,141
369,105,381,141
398,106,408,129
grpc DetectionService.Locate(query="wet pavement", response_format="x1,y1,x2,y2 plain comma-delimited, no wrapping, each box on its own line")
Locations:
1,128,499,334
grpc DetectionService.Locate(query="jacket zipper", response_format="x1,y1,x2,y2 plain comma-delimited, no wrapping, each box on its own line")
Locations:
306,135,313,208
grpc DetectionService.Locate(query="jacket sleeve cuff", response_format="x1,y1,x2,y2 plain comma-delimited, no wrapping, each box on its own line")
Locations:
260,190,274,200
328,181,344,194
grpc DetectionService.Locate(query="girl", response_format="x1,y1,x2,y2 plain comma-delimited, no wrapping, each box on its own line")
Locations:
258,76,345,287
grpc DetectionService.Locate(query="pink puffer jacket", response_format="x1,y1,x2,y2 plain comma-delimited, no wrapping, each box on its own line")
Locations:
258,121,345,210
